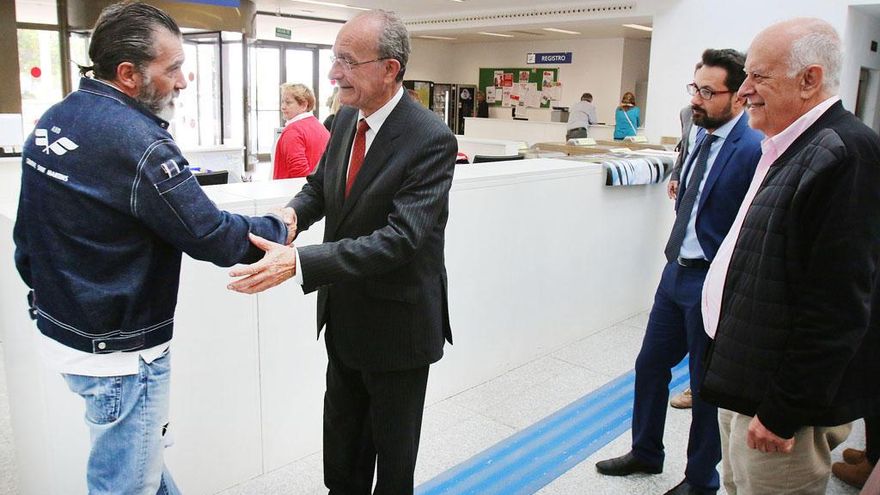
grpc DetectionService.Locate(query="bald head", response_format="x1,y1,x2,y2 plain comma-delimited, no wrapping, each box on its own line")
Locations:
739,18,840,137
753,17,841,93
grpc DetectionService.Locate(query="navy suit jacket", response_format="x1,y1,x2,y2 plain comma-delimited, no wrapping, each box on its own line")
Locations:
288,93,457,372
674,113,763,261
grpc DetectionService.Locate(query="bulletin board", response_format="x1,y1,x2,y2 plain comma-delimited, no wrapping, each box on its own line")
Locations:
478,67,560,108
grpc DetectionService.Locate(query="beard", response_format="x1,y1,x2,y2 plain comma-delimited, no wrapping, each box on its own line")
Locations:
137,73,177,121
692,99,733,130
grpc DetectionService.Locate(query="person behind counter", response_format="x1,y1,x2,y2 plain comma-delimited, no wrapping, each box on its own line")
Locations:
566,92,598,140
476,90,489,118
274,83,330,179
12,2,292,493
614,91,640,139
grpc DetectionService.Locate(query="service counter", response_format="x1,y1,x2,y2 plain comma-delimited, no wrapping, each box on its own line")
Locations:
179,144,245,182
464,117,646,145
454,136,524,162
0,158,675,494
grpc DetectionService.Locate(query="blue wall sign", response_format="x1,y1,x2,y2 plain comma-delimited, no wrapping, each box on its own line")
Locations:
527,52,573,64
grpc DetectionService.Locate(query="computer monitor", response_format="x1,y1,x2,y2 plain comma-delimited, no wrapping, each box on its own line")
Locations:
194,170,229,186
472,154,524,163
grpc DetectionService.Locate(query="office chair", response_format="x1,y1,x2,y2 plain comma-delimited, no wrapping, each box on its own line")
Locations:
194,170,229,186
472,154,524,163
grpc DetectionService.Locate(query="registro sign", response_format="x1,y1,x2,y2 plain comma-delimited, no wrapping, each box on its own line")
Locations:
526,52,573,64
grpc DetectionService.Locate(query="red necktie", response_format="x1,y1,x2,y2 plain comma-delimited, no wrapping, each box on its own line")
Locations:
345,119,370,197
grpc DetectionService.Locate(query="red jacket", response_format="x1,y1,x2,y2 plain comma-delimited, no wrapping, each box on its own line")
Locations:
273,114,330,179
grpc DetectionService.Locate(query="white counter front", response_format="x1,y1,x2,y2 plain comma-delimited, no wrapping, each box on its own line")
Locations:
0,159,674,494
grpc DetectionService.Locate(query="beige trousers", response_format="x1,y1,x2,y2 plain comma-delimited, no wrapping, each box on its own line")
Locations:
718,408,852,495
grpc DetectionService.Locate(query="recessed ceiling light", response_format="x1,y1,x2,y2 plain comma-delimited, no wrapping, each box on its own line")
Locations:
293,0,370,10
542,28,581,35
622,23,653,32
418,35,458,40
451,0,466,2
478,31,514,38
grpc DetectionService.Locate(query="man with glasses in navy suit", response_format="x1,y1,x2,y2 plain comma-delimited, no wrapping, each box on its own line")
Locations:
595,48,763,495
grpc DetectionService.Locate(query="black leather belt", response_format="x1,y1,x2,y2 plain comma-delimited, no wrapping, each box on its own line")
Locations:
677,256,710,269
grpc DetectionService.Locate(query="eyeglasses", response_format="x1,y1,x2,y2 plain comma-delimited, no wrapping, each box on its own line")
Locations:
330,55,391,72
686,83,734,100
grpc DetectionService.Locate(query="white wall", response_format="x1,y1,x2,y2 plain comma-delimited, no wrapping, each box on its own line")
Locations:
254,14,340,44
408,37,647,124
621,38,652,122
407,39,457,83
645,0,861,141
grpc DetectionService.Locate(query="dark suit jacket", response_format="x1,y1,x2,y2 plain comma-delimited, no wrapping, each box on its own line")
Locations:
674,113,763,261
288,93,457,372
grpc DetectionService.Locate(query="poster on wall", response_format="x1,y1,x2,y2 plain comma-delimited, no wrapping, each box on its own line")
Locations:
542,81,563,104
485,86,496,103
493,70,504,87
501,87,512,107
525,86,542,108
478,67,559,108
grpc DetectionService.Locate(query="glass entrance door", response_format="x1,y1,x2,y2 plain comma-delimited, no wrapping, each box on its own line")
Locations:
179,32,222,147
248,41,330,160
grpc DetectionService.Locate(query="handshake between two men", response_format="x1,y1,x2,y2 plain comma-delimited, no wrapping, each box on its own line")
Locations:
227,206,298,294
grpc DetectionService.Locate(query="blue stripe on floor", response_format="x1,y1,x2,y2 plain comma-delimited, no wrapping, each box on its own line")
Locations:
416,358,691,495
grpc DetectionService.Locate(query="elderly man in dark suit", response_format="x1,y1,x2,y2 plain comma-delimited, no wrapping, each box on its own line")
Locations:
596,49,763,495
228,9,456,495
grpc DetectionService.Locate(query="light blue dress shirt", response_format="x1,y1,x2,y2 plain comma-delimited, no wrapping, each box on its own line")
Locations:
678,111,744,260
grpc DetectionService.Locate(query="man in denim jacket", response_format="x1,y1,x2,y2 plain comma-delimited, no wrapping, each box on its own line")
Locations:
12,3,289,493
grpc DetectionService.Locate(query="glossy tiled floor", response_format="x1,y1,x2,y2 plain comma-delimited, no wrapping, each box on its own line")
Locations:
0,312,864,494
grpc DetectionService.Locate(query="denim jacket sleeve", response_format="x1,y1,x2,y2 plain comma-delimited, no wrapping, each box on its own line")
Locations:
131,139,287,266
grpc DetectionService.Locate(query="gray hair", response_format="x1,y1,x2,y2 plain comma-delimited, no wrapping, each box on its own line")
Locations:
786,21,842,92
357,10,410,82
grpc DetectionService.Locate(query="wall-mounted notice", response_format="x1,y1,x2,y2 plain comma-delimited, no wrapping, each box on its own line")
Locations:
479,67,559,108
527,52,573,64
275,27,292,39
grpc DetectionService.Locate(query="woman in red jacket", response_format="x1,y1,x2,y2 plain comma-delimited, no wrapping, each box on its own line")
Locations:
273,83,330,179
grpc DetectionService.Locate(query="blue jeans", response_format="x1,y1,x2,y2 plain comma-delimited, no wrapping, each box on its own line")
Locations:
63,350,181,495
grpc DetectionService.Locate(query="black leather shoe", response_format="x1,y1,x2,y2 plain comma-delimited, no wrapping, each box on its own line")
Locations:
663,479,717,495
595,451,662,476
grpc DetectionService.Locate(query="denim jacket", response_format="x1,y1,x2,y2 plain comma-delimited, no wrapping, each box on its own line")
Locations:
13,77,287,354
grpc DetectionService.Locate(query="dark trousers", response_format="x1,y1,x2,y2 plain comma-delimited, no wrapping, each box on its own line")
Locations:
323,332,430,495
631,262,721,491
566,127,588,140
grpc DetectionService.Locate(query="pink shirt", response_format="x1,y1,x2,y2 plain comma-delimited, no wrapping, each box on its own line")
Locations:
702,96,840,338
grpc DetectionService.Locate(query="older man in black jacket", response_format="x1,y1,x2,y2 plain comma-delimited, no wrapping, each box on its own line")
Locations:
701,17,880,495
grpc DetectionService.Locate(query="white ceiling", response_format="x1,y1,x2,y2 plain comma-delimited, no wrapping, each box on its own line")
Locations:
255,0,654,43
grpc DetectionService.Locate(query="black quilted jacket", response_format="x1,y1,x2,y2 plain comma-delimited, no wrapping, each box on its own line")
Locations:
701,101,880,438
